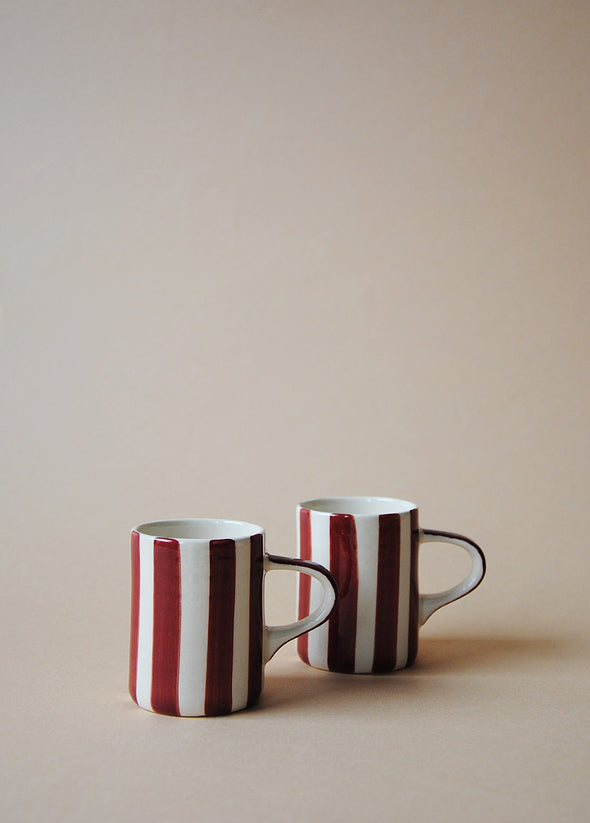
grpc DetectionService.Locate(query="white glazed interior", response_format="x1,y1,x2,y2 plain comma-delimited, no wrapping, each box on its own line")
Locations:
300,497,417,516
134,518,263,540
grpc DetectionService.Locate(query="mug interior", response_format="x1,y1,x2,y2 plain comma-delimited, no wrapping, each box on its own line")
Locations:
300,497,416,516
134,518,263,541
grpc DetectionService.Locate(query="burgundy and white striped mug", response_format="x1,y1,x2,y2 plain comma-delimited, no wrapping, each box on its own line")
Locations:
129,518,337,716
297,497,486,674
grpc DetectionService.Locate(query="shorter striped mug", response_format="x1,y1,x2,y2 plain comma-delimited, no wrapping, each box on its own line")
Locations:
129,518,337,716
297,497,486,674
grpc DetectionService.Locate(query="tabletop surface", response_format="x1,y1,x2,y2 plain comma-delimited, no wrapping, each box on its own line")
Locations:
3,587,588,823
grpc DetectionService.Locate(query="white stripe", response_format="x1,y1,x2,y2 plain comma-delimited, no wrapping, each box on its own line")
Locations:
135,534,154,711
307,511,331,670
177,540,210,716
395,512,412,669
232,538,251,712
354,516,379,673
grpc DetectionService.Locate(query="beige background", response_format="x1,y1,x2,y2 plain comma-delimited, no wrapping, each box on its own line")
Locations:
2,1,589,821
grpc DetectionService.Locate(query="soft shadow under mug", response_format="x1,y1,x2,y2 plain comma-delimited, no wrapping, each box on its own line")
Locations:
129,518,337,716
297,497,486,674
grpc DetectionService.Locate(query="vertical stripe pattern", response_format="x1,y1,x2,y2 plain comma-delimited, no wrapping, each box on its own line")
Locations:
372,514,400,673
135,533,155,708
205,540,236,716
353,515,379,672
306,511,331,670
129,532,266,716
151,538,182,715
298,506,421,673
231,538,251,712
394,513,412,670
128,530,140,703
328,514,358,673
247,533,264,707
296,508,312,665
178,539,210,716
407,508,420,666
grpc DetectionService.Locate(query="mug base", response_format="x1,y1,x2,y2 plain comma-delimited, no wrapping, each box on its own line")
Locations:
130,693,261,717
298,653,417,675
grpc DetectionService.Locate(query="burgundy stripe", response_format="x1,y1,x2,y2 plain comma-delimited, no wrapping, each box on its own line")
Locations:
407,508,420,666
372,514,401,673
150,538,181,716
328,514,358,673
128,530,140,702
247,533,264,708
297,508,312,666
205,539,236,716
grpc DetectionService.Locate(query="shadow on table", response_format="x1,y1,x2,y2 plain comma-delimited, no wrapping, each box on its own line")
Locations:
410,632,569,674
259,632,576,713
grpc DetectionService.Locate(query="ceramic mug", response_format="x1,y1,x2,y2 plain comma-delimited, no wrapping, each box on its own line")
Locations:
129,518,337,716
296,497,486,674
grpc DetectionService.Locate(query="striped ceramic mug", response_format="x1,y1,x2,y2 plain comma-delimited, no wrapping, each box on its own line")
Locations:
129,518,337,716
297,497,486,674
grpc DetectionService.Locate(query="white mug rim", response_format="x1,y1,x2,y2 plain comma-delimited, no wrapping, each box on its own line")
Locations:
299,496,418,516
132,517,264,541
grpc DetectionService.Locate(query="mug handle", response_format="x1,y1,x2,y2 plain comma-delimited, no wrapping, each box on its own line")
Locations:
263,554,338,663
419,529,486,626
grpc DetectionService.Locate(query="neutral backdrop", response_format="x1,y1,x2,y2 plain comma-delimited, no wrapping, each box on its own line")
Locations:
2,2,589,821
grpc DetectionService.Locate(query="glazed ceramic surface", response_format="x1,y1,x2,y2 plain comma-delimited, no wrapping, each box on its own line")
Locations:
129,518,337,716
296,497,485,674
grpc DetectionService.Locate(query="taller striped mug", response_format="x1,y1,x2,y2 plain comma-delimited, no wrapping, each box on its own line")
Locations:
297,497,486,674
129,518,337,716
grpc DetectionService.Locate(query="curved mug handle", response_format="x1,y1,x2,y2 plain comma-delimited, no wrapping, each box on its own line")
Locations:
419,530,486,626
263,554,338,662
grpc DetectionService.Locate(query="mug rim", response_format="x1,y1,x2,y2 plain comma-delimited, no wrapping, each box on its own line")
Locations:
299,496,417,516
132,517,264,541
